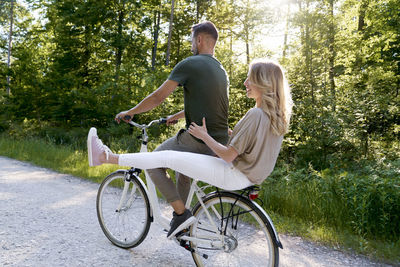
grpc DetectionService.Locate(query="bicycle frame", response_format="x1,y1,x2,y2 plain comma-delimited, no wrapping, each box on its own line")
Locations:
118,119,171,230
137,122,220,237
117,118,281,250
116,119,226,247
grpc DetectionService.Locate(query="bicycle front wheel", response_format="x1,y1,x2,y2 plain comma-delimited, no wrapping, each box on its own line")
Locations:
96,170,151,248
190,192,279,267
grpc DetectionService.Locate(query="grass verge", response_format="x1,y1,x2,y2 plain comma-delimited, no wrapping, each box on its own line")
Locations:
0,135,399,265
268,211,400,265
0,135,122,184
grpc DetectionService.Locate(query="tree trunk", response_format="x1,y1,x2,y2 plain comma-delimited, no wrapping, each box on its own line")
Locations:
283,2,290,59
358,0,368,31
151,3,161,70
363,132,369,157
246,40,250,65
308,32,315,104
176,32,180,65
245,0,250,65
83,25,91,86
328,0,336,111
229,34,233,78
115,8,124,82
7,0,14,95
196,0,199,22
166,0,175,66
303,1,315,104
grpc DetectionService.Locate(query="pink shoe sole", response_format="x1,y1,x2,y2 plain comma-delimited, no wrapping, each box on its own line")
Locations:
87,127,100,166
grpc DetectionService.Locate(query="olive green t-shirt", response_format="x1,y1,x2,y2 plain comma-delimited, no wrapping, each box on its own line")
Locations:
168,54,229,144
228,108,284,184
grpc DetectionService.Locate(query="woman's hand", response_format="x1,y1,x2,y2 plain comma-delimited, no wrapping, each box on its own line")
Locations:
189,117,238,163
188,117,209,140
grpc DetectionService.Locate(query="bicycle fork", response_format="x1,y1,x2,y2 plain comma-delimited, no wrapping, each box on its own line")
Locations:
115,170,138,212
115,180,130,212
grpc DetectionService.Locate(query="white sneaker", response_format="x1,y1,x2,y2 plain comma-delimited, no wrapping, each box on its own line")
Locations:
87,127,111,166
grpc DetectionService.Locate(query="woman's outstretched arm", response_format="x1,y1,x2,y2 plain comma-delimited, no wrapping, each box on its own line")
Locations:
188,118,238,163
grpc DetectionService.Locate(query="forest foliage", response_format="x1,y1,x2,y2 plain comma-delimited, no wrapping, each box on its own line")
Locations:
0,0,399,249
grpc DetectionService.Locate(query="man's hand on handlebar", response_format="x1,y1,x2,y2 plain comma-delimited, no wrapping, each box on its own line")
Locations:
115,112,168,127
166,115,179,126
115,111,132,124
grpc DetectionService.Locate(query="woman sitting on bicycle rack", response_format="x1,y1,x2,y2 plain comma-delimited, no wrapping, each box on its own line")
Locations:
88,59,293,239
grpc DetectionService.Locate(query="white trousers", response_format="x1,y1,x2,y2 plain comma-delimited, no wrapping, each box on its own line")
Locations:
118,150,253,191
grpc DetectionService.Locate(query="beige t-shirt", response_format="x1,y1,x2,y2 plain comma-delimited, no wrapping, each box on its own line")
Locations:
228,108,283,184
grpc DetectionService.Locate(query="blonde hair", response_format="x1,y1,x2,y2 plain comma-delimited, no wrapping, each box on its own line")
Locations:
249,59,293,135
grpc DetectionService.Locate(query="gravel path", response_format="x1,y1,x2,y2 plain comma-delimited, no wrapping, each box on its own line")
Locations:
0,156,395,266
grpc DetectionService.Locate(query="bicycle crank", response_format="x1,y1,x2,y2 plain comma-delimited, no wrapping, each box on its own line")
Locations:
176,231,208,259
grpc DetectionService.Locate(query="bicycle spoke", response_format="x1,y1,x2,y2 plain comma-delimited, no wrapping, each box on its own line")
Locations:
190,193,278,267
96,172,151,248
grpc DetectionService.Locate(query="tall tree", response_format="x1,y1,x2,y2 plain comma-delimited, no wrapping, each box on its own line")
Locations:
115,0,125,81
337,0,400,155
233,0,272,64
166,0,175,66
6,0,14,95
151,1,162,70
327,0,336,111
299,0,316,104
283,1,291,59
357,0,369,31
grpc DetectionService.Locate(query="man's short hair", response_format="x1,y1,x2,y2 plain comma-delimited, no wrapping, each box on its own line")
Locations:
192,21,218,41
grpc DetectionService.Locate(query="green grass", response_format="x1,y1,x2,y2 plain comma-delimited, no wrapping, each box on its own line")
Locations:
267,211,400,264
0,135,122,184
0,134,399,265
261,162,400,265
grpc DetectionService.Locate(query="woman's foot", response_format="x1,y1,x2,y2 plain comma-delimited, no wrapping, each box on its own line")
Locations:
87,127,111,166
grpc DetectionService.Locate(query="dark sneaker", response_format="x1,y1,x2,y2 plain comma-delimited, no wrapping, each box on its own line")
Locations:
167,209,196,239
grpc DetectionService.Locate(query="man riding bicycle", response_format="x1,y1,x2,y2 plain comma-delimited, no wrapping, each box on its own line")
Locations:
114,21,229,238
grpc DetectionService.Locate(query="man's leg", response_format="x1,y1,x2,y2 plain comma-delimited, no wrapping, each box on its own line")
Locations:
176,173,191,205
146,135,182,203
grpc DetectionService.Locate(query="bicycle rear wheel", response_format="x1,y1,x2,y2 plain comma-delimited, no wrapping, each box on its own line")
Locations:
190,192,279,267
96,170,151,248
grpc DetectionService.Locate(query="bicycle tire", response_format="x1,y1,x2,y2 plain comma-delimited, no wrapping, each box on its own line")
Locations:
190,191,279,267
96,170,151,249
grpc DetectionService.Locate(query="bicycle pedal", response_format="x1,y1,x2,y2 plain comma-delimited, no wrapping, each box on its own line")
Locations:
179,241,209,260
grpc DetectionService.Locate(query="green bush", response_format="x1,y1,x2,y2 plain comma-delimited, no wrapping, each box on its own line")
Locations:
341,160,400,239
262,159,400,241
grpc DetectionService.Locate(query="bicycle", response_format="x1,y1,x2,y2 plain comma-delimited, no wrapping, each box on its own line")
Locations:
96,117,283,266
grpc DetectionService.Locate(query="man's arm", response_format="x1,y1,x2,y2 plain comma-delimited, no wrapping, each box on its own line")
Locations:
128,80,179,115
116,80,179,122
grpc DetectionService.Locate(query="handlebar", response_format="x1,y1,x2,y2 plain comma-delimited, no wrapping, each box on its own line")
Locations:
119,115,167,130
